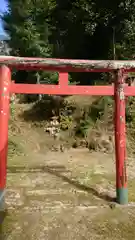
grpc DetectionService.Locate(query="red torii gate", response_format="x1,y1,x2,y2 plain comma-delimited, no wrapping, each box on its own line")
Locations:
1,57,135,207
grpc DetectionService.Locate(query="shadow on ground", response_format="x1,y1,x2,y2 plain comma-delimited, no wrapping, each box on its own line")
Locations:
0,210,8,240
19,95,66,122
8,164,116,203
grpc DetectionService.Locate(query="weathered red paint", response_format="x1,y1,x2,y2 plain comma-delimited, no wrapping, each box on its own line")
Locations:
5,65,111,72
10,84,114,95
0,56,112,72
0,66,11,188
124,86,135,96
1,56,135,72
1,56,135,204
114,69,127,203
59,72,68,86
10,83,135,96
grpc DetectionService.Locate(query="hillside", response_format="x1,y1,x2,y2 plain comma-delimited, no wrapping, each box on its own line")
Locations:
3,96,135,240
15,94,135,154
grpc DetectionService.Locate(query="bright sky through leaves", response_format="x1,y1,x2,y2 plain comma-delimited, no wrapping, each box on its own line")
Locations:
0,0,7,35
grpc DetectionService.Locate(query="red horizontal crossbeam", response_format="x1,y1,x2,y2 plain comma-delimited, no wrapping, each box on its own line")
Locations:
10,83,135,96
10,84,113,95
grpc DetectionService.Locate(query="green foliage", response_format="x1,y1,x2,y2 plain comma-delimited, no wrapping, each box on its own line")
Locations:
1,0,135,111
74,96,113,137
60,115,73,130
49,0,135,61
3,0,50,57
2,0,52,85
126,97,135,127
2,0,135,87
75,118,94,137
10,102,15,116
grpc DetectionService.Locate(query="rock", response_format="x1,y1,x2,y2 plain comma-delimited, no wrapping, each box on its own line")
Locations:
72,140,79,148
51,145,59,152
80,139,87,148
60,144,65,152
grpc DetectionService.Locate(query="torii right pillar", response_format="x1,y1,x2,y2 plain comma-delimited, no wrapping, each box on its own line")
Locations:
114,69,128,204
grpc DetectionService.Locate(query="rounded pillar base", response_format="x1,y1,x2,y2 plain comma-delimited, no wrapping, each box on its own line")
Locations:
0,190,5,211
116,188,128,205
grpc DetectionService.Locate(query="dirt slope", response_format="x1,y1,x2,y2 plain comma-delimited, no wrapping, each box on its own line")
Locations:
2,102,135,240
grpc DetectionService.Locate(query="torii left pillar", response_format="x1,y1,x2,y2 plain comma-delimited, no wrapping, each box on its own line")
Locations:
0,65,11,210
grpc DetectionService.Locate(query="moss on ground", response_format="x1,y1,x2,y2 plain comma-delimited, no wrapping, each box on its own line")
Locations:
8,138,23,160
90,207,135,240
